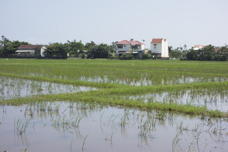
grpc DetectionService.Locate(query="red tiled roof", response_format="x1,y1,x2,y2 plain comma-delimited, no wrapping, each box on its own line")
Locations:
116,40,144,45
193,45,205,48
116,40,130,45
151,38,165,43
18,45,43,50
130,40,144,45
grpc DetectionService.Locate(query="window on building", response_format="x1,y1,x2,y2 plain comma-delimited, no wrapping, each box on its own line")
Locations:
154,44,157,49
117,44,123,49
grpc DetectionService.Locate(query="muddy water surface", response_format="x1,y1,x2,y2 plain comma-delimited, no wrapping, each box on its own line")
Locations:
0,77,96,100
0,102,228,152
127,89,228,112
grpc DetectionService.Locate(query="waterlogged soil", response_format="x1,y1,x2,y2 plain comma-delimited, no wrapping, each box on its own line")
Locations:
0,77,96,100
127,89,228,112
0,102,228,152
28,73,228,86
78,75,227,86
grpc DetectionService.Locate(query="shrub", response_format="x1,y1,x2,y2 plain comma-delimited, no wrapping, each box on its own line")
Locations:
119,53,134,60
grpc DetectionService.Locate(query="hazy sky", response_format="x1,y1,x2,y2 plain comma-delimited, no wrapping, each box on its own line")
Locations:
1,0,228,48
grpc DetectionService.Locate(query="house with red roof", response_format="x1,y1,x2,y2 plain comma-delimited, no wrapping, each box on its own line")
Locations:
150,38,169,58
16,45,47,57
114,39,145,55
192,45,206,50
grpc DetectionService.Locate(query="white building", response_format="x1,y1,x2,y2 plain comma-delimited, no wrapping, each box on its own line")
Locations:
150,38,169,58
16,45,47,57
115,39,145,55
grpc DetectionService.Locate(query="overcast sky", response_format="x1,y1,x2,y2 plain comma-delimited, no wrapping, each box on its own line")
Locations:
1,0,228,48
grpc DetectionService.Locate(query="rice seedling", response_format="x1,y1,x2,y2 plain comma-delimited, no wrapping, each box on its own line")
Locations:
14,119,30,136
1,59,228,117
1,59,228,87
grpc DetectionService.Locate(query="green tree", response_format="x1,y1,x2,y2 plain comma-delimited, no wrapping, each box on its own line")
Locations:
215,46,228,61
65,40,84,57
45,43,67,58
169,46,184,59
186,49,200,60
85,41,96,51
185,45,228,61
87,44,113,58
198,45,215,60
0,36,28,57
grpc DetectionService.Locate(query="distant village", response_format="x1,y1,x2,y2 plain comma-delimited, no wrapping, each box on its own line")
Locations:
15,38,169,58
0,36,228,61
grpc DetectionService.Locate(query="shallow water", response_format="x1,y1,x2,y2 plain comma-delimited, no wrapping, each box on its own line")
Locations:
27,72,228,86
0,77,96,100
127,89,228,112
0,102,228,152
78,75,228,86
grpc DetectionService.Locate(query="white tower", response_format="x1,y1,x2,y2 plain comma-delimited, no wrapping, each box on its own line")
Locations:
151,38,169,58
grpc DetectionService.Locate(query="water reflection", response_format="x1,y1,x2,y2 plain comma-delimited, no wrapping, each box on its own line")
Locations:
79,75,228,86
128,89,228,112
0,102,227,152
0,77,96,100
28,72,228,86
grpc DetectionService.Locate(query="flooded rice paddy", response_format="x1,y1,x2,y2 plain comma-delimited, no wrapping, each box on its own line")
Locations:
0,77,96,100
0,102,228,152
127,89,228,112
79,76,228,86
1,59,228,152
0,76,228,151
28,73,228,86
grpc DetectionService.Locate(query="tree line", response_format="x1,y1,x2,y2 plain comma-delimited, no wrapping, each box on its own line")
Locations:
0,36,29,57
45,41,115,58
0,36,114,58
169,45,228,61
1,36,228,60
